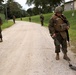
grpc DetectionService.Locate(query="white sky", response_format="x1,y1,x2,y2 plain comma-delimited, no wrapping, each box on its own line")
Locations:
15,0,34,10
15,0,70,10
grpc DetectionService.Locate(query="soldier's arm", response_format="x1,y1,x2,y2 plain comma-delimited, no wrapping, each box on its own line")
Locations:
48,18,55,36
0,17,3,25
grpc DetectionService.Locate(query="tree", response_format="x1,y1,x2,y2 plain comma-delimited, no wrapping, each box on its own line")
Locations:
0,0,4,4
32,7,41,15
21,9,27,17
0,0,4,13
26,0,63,14
27,8,33,16
6,0,23,18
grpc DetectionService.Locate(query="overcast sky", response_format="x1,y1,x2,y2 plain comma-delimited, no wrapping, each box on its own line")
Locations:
15,0,70,10
15,0,34,10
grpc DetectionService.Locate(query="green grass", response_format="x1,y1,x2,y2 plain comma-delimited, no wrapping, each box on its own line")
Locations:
2,21,13,30
0,13,5,22
0,13,14,29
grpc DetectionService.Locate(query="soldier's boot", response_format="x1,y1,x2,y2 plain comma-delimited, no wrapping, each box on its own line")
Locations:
63,53,70,61
56,53,60,60
0,38,3,42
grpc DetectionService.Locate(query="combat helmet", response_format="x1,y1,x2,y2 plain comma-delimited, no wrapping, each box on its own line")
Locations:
54,6,63,13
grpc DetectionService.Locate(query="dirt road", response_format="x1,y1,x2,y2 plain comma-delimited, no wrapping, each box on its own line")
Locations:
0,21,76,75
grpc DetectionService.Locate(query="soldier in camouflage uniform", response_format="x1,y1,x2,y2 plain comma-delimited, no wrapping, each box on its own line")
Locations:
29,16,31,22
48,6,70,61
40,14,44,26
13,15,15,24
0,17,3,42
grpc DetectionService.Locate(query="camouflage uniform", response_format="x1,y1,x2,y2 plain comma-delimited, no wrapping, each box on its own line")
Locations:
13,15,15,23
29,17,31,22
48,6,70,60
40,14,44,26
0,17,3,42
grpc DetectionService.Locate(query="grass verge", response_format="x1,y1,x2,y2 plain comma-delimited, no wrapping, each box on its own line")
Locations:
2,21,13,30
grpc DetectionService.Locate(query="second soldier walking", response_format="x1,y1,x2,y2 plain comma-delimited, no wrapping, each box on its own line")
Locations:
40,14,44,26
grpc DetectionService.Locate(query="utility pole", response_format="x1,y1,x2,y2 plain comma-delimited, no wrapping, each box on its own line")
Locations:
5,0,8,21
72,0,74,16
64,0,65,11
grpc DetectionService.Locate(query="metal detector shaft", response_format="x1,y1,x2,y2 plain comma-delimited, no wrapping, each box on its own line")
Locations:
67,60,76,71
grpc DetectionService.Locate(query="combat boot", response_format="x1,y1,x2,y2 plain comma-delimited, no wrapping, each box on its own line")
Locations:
0,38,3,42
63,53,70,61
56,53,60,60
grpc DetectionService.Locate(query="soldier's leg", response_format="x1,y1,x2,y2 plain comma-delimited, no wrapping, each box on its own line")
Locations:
54,40,60,60
0,27,3,42
14,20,15,23
62,39,70,61
42,21,43,26
0,32,3,42
13,19,15,23
41,21,43,26
55,46,60,60
54,33,62,60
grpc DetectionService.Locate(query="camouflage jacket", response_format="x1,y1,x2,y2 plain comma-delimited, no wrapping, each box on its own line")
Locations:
40,15,44,21
48,14,70,39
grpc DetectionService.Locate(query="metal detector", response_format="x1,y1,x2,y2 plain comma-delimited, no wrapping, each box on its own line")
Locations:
66,60,76,71
52,37,76,71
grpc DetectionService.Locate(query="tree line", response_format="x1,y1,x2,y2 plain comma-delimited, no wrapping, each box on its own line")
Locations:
0,0,63,19
0,0,27,19
26,0,64,15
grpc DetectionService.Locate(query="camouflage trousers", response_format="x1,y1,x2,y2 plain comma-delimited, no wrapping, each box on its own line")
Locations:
13,19,15,23
41,21,44,26
54,33,67,54
0,26,2,38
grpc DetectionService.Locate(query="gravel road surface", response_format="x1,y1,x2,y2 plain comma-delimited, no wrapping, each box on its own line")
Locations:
0,21,76,75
